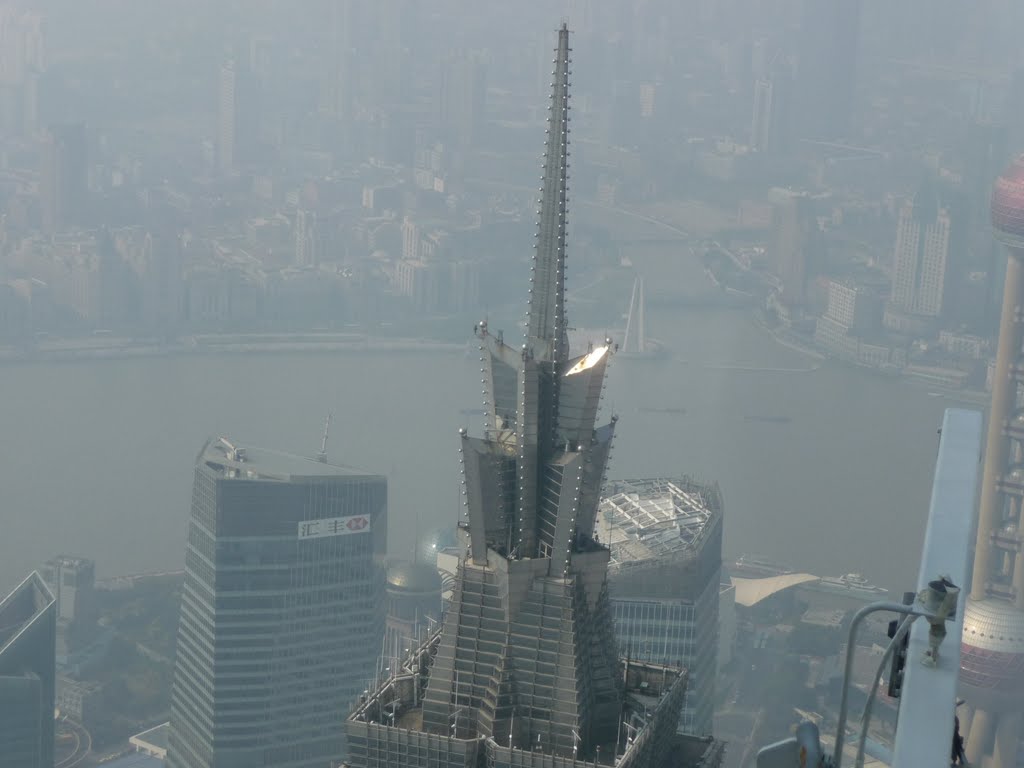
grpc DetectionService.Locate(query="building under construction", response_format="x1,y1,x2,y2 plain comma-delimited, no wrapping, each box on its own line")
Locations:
343,22,720,768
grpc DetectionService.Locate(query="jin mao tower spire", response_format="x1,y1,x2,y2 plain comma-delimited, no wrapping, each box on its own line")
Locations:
344,23,698,768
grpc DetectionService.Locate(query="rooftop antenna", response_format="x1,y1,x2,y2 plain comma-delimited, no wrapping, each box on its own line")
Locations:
413,510,421,563
317,412,333,463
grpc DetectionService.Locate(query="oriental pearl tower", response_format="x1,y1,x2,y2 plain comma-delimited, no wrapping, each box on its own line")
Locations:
961,156,1024,768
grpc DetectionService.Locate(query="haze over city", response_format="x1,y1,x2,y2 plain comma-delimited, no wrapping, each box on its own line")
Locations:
2,1,1024,767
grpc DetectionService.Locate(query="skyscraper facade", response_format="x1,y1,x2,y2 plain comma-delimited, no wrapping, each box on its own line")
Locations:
601,478,724,736
167,438,387,768
217,59,260,173
0,571,57,768
889,191,951,318
344,24,700,768
769,188,817,306
959,156,1024,768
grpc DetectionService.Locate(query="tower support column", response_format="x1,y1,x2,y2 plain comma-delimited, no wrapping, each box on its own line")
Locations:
974,254,1024,600
961,704,975,743
967,708,996,766
993,713,1022,768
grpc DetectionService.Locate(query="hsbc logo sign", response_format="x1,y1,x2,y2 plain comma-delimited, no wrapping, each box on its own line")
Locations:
297,514,372,540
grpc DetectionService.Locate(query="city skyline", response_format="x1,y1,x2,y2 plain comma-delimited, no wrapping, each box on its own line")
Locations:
4,1,1024,765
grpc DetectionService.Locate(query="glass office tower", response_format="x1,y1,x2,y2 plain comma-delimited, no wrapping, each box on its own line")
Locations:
167,438,387,768
0,571,57,768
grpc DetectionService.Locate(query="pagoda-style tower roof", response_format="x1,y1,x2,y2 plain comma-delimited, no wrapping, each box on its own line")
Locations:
344,24,691,768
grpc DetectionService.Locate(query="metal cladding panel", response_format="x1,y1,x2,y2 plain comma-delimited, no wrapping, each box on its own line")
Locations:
422,560,509,738
576,423,614,540
484,335,521,434
462,436,512,562
557,350,608,446
538,453,585,574
516,360,540,556
505,578,583,756
525,23,571,366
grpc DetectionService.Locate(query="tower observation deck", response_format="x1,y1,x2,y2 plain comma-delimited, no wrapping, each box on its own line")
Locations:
961,156,1024,768
343,22,708,768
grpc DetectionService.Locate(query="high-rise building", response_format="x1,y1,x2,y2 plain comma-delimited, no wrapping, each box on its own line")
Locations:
889,188,951,318
295,208,317,267
960,156,1024,768
0,8,44,84
795,0,861,140
343,25,713,768
217,59,260,172
0,8,44,137
750,78,774,152
601,478,724,736
167,438,387,768
138,227,184,334
40,122,87,233
322,0,357,120
750,51,795,155
40,555,95,627
218,60,237,172
40,555,96,667
769,188,817,306
0,572,57,768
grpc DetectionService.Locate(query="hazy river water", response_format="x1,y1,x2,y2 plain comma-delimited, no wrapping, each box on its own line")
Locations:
0,242,978,594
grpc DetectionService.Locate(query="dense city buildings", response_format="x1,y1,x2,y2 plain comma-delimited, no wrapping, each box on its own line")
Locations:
0,571,56,768
601,477,724,736
960,156,1024,768
343,24,716,768
167,438,387,768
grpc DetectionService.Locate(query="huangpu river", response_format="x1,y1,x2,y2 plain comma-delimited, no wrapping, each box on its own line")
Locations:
0,234,976,594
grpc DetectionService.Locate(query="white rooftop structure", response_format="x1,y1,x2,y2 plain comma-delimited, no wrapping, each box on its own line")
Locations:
602,478,722,570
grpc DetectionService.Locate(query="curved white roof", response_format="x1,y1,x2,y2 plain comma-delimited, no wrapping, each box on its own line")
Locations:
731,573,820,607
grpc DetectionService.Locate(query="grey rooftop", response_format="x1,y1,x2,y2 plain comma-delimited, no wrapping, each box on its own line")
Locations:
602,478,722,568
198,436,378,481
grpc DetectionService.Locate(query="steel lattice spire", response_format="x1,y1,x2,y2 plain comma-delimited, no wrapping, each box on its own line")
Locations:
525,22,571,365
